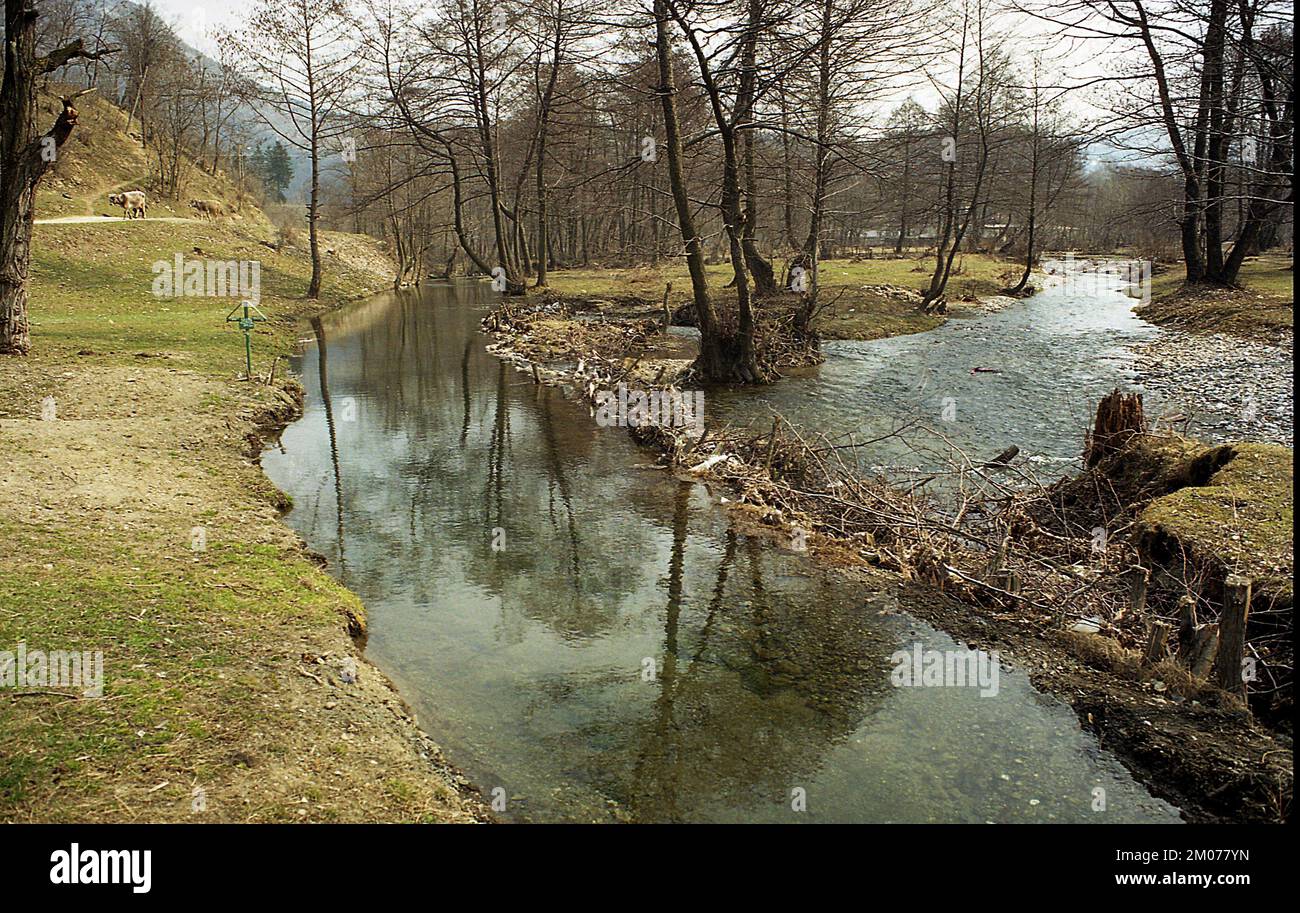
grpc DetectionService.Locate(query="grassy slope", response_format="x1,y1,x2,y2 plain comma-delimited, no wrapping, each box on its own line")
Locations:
541,253,1017,341
1140,256,1294,345
1140,442,1295,605
35,89,268,226
0,103,481,821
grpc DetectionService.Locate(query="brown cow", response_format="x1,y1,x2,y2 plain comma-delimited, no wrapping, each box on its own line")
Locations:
188,199,227,220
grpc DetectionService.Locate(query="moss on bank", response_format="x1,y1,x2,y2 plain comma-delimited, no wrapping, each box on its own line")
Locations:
1139,442,1294,606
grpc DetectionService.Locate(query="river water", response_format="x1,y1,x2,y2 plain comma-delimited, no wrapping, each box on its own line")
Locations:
262,280,1181,823
711,262,1291,477
712,264,1159,482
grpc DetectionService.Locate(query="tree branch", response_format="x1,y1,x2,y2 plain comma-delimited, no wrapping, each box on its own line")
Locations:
36,39,118,76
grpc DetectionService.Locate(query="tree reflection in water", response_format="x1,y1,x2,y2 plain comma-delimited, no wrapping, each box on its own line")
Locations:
264,282,1181,824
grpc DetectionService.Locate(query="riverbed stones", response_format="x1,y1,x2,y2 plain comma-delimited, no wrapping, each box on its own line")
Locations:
1132,331,1293,448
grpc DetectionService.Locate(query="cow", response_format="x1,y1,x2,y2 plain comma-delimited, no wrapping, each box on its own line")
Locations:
188,199,227,220
107,190,147,220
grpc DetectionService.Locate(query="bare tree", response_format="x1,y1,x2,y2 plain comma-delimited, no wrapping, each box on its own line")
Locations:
108,0,176,143
920,0,1012,312
653,0,733,379
227,0,359,298
1029,0,1294,284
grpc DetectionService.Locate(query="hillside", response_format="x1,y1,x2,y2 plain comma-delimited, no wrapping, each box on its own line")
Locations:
35,86,271,229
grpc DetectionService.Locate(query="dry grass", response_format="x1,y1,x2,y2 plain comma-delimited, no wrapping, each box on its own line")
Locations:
540,252,1018,342
1,212,486,822
1140,256,1294,345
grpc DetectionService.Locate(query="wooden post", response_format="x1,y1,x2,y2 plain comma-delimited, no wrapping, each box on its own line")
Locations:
1190,624,1220,679
1128,566,1149,616
1176,595,1198,664
1213,576,1252,698
1143,621,1170,664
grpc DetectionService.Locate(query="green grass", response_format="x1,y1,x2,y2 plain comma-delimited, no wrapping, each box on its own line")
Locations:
0,217,407,821
27,220,388,374
1142,255,1293,344
1236,257,1296,301
0,518,365,813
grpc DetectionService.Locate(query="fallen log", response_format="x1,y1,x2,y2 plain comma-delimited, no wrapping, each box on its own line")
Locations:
981,445,1020,468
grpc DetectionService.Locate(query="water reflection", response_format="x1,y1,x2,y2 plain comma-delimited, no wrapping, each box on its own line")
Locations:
263,282,1180,823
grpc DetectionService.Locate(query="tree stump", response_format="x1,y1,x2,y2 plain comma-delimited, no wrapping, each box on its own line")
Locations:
1084,389,1145,467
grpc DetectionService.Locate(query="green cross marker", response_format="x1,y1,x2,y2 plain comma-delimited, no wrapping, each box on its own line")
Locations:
225,300,268,379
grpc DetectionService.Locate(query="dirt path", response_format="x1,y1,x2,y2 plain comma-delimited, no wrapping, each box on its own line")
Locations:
34,215,198,224
39,170,200,224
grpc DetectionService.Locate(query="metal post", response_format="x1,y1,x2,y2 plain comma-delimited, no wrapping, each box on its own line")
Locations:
243,303,253,378
226,299,267,380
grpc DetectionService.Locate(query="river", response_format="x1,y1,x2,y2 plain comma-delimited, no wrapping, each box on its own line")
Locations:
261,279,1181,823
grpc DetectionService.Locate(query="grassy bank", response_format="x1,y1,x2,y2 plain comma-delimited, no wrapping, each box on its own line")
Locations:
1140,255,1293,346
540,253,1018,341
0,218,485,822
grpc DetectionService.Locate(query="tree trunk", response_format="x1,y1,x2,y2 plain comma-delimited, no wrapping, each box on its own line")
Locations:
737,0,775,297
473,30,523,295
307,128,322,298
2,2,109,354
672,0,763,381
895,135,912,255
1201,0,1230,280
1007,77,1040,296
654,0,726,379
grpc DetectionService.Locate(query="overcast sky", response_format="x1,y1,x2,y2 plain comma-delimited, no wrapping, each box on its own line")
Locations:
151,0,1120,82
147,0,237,55
148,0,1135,153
